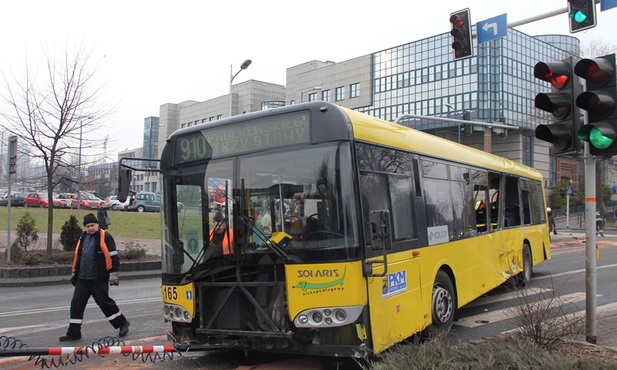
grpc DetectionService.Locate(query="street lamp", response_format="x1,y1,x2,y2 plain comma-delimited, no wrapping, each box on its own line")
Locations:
300,86,322,103
77,116,93,210
229,59,252,116
443,103,461,143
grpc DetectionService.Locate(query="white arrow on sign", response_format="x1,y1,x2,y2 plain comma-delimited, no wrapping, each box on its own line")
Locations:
482,22,498,35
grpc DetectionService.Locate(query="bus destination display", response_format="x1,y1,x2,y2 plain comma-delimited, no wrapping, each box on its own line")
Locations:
174,111,311,164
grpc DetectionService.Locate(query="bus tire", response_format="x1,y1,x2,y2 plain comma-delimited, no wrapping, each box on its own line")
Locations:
424,270,455,338
516,244,532,287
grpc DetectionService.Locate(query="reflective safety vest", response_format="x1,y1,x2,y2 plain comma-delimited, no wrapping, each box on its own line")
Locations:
72,229,113,274
209,229,234,255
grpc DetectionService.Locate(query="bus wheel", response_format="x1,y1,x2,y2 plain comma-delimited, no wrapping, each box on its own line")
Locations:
424,270,455,338
516,244,532,287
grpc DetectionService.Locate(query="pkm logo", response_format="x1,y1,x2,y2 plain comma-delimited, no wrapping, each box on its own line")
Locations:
389,271,406,287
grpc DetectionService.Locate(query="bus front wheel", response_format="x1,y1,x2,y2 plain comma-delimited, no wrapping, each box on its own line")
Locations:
424,270,455,338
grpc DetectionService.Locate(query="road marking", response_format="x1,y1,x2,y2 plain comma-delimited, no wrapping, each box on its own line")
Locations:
455,292,587,328
534,263,617,281
0,324,47,334
463,287,547,309
0,297,160,318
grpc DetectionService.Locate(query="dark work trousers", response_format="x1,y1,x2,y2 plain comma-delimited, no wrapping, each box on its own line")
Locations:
66,278,127,337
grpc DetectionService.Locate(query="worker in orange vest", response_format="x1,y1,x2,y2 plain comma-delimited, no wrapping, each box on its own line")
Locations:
204,212,234,260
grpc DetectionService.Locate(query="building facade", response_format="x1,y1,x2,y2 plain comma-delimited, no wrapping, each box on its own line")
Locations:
157,80,286,154
285,28,581,195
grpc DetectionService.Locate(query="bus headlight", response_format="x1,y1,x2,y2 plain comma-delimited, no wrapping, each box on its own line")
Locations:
161,304,193,323
294,305,363,328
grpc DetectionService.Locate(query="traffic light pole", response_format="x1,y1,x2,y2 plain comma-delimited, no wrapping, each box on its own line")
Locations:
584,141,598,344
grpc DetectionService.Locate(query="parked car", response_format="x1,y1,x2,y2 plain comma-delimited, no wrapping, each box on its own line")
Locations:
0,195,10,206
56,193,75,208
104,195,123,210
2,193,26,207
24,192,63,208
127,191,161,212
71,192,104,210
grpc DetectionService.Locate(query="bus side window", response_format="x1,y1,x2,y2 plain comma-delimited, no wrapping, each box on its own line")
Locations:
504,205,520,227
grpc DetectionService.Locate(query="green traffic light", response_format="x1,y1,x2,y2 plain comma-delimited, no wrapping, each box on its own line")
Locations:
571,10,588,24
588,127,614,149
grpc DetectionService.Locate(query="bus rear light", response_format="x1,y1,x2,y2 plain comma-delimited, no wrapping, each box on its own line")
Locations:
294,305,363,328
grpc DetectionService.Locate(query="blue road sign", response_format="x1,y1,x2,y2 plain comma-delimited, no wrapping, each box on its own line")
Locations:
602,0,617,11
477,13,507,44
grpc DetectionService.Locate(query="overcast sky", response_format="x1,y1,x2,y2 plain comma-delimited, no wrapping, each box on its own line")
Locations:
1,0,616,160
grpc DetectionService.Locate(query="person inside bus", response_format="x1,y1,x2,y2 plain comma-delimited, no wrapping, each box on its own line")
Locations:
203,212,234,261
261,208,272,236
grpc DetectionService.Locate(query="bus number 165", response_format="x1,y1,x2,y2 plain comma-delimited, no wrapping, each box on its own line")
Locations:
162,286,178,301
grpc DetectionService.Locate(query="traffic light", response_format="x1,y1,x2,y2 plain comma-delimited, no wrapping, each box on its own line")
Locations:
575,53,617,156
8,135,17,174
449,9,473,61
567,0,597,33
534,56,581,156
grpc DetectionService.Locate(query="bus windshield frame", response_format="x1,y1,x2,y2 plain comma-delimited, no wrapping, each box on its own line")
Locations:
160,141,361,279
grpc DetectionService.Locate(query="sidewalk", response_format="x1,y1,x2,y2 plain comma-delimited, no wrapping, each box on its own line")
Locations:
0,231,161,288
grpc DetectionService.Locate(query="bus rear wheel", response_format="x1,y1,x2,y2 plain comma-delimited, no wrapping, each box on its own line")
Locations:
516,244,532,287
424,270,455,338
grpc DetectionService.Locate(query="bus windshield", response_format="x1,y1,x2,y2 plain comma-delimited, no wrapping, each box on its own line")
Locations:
161,142,360,276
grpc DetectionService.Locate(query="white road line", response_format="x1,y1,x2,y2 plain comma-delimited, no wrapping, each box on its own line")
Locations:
534,263,617,281
455,292,587,328
464,287,548,309
0,297,160,318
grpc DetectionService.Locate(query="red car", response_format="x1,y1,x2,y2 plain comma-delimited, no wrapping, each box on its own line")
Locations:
24,192,63,208
71,192,104,209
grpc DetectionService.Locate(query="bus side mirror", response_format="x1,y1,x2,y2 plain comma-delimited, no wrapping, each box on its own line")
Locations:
369,210,392,250
118,169,132,202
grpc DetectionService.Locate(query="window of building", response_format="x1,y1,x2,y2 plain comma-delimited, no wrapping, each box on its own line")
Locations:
322,89,331,102
335,86,345,101
350,83,359,98
217,115,223,120
209,116,214,122
308,92,317,102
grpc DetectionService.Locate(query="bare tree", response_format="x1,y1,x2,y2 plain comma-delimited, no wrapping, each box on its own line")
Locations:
580,37,616,59
1,41,110,253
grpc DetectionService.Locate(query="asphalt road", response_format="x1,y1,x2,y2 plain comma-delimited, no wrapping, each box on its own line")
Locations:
2,229,616,369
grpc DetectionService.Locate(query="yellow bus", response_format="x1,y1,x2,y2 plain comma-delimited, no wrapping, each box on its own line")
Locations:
119,101,550,358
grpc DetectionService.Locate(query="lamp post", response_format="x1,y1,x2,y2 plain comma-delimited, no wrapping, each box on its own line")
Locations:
443,103,461,143
76,116,92,210
300,86,322,103
229,59,252,117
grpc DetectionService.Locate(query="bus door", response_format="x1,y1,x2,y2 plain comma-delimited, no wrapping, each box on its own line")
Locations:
492,174,523,280
364,210,423,353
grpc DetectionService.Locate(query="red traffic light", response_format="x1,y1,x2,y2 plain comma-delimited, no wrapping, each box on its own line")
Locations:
449,9,473,61
575,58,614,86
534,62,570,89
450,15,464,28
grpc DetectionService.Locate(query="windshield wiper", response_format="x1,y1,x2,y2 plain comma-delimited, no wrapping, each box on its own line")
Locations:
238,215,293,263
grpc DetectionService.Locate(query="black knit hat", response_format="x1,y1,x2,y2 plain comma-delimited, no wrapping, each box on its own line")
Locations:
83,213,98,226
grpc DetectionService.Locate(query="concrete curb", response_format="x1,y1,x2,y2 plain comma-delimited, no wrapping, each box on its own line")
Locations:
0,261,161,288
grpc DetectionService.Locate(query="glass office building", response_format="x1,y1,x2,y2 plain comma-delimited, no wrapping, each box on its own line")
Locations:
287,28,580,189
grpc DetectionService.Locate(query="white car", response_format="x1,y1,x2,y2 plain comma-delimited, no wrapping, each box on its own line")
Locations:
105,195,132,210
